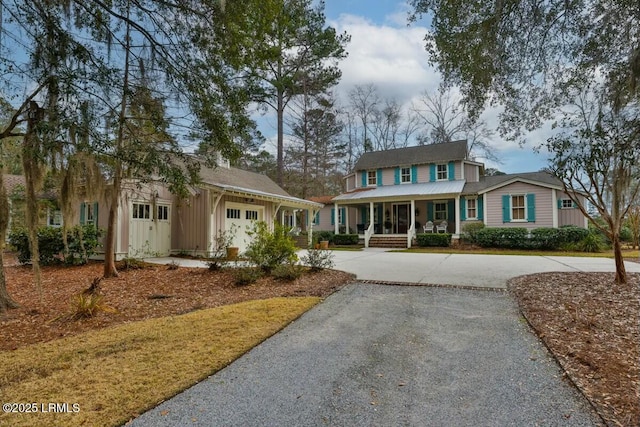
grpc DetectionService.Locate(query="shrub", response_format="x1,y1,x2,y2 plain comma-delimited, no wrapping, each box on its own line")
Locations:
557,226,590,244
314,230,334,244
416,233,451,247
206,226,238,270
576,232,605,253
119,257,146,270
245,222,298,272
233,267,263,286
620,226,633,242
461,222,485,243
301,248,335,272
8,224,103,266
332,234,359,245
271,263,304,281
474,228,528,249
529,228,562,250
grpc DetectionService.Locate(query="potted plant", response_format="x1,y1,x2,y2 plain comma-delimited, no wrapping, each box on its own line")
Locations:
384,220,392,234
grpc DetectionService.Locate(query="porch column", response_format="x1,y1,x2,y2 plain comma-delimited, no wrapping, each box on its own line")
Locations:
292,209,297,228
369,202,374,231
334,202,339,234
345,206,349,234
455,195,461,236
409,199,416,248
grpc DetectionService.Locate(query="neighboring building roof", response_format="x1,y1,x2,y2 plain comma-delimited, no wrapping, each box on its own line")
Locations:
308,195,335,204
354,140,468,171
463,171,564,194
333,181,466,202
2,174,26,193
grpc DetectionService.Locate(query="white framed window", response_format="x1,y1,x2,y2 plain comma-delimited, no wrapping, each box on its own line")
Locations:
226,208,241,219
561,199,574,209
157,205,170,221
401,167,411,183
434,202,448,221
367,170,377,186
466,198,477,220
436,164,448,181
132,203,151,220
337,208,344,225
48,209,63,227
511,195,526,221
246,210,258,220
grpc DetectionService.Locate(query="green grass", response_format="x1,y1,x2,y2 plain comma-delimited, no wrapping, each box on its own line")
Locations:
392,247,640,258
0,297,321,427
329,246,364,251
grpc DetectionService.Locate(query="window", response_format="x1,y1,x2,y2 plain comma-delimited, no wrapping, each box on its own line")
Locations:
226,208,241,219
157,205,169,221
401,167,411,183
337,208,344,225
511,195,525,220
466,198,477,220
312,212,320,225
436,164,448,181
132,203,151,219
246,210,258,220
48,209,62,227
434,202,448,221
367,170,377,186
561,199,574,209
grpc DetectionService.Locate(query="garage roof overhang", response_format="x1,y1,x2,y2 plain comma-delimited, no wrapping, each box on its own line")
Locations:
206,184,324,210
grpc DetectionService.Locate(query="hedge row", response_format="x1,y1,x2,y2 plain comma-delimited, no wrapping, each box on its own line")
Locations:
471,226,590,250
332,234,359,245
416,233,451,247
8,225,104,265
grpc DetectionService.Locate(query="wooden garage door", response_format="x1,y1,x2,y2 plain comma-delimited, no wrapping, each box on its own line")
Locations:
224,202,264,253
129,201,171,256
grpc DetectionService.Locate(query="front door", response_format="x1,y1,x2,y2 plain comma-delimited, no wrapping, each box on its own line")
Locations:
393,203,410,234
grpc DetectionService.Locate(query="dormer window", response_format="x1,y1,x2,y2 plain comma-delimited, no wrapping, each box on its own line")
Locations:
437,164,448,180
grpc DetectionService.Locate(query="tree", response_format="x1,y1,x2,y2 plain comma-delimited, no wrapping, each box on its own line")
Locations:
213,0,349,186
348,84,379,153
410,0,640,283
547,85,640,284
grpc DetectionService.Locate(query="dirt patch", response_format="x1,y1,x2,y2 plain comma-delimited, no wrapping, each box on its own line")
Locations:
0,253,354,352
509,272,639,427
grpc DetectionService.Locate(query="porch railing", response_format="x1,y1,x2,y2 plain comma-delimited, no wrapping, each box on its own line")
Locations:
407,223,416,248
364,222,374,248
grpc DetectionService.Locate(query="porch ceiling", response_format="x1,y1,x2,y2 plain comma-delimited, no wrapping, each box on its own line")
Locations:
333,181,465,202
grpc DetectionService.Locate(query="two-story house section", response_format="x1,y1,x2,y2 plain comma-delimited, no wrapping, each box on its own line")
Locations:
332,140,587,248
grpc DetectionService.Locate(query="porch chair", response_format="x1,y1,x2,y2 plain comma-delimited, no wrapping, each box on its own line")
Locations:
436,221,448,233
423,221,434,233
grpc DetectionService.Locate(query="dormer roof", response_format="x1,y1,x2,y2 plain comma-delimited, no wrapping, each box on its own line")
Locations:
354,140,468,171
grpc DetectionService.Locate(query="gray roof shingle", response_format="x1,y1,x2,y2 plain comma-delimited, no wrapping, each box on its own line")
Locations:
463,171,563,194
354,140,468,171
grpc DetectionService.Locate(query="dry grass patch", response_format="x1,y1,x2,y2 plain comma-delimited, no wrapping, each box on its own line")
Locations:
0,297,320,427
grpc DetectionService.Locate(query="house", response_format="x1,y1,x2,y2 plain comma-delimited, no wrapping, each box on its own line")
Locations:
3,174,61,240
77,158,323,259
332,141,588,248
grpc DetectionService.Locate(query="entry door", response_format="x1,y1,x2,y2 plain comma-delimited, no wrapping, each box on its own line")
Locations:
393,203,410,234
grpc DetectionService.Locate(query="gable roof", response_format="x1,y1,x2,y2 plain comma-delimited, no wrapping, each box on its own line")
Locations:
194,162,322,209
463,171,564,194
2,174,26,193
354,140,468,171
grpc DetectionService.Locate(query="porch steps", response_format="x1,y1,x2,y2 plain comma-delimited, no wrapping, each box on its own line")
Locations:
368,236,408,248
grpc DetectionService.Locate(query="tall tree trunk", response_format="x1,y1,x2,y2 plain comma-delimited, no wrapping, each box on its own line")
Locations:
0,173,19,312
277,86,284,186
103,175,120,278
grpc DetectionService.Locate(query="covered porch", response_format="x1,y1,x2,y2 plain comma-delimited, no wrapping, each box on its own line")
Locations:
332,181,464,248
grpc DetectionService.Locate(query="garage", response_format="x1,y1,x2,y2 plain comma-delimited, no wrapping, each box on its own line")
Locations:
224,202,264,253
129,201,172,256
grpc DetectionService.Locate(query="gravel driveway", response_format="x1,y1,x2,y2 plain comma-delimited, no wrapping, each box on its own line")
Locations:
130,284,602,427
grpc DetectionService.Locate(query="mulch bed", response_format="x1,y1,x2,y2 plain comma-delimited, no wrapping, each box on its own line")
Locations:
509,272,640,427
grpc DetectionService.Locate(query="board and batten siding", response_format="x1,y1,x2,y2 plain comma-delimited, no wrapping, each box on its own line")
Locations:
172,190,210,253
464,163,480,182
557,192,587,227
485,182,554,229
345,174,356,192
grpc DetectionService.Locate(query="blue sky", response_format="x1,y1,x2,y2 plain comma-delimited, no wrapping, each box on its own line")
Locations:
259,0,550,174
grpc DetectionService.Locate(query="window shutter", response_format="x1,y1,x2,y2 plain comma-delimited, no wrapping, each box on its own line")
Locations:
448,161,455,181
394,167,400,185
477,195,484,220
447,200,455,221
93,202,99,225
427,201,434,221
502,195,510,223
341,207,346,225
315,211,320,224
79,202,86,225
527,193,536,222
361,171,367,187
411,165,418,183
429,164,436,182
460,196,467,221
557,199,562,209
572,200,578,208
376,169,383,186
331,208,335,225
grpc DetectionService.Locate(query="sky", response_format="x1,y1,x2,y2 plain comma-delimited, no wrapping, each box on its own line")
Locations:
260,0,551,174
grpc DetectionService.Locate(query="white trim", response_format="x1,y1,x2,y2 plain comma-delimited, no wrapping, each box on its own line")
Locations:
552,189,558,228
436,163,448,181
510,194,527,222
367,170,377,187
400,166,412,184
465,196,479,220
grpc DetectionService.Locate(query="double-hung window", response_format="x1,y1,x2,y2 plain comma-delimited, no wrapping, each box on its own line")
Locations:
401,167,411,183
466,198,477,220
511,195,526,221
367,170,377,186
436,164,448,181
